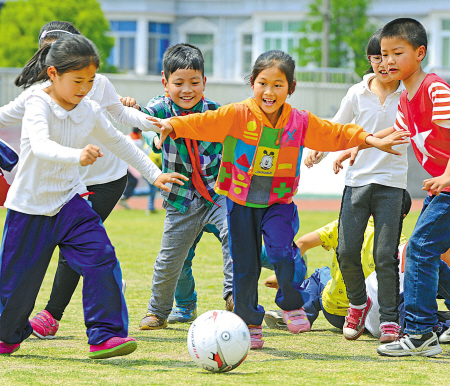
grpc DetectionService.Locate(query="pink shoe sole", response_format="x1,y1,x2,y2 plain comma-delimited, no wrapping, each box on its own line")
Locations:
89,337,137,359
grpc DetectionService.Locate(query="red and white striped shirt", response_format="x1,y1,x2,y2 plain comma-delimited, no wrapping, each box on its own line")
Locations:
394,74,450,190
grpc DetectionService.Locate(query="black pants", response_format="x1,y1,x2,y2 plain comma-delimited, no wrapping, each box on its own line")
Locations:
44,174,127,321
336,184,405,324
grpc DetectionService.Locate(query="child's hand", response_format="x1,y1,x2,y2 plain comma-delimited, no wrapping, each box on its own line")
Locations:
333,147,361,174
120,96,140,110
80,144,103,166
304,150,325,168
423,175,450,196
146,117,174,148
153,172,189,192
333,149,351,174
264,274,279,289
365,131,410,155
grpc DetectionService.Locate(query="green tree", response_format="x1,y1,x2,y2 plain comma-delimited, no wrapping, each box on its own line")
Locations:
0,0,115,72
297,0,376,77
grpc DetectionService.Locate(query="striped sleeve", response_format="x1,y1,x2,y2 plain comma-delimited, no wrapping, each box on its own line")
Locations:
393,103,409,132
428,81,450,128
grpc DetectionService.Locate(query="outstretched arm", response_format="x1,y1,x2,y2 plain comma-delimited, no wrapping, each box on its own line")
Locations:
364,130,410,155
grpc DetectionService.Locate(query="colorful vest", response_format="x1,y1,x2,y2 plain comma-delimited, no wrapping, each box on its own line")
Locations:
215,104,308,207
399,74,450,180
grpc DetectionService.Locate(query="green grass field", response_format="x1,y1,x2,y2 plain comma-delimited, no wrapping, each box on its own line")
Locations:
1,207,449,385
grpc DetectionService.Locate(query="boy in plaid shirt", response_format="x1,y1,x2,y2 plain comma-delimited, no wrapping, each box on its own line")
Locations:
138,44,232,329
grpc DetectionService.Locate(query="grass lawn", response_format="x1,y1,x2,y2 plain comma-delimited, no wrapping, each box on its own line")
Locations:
1,207,449,385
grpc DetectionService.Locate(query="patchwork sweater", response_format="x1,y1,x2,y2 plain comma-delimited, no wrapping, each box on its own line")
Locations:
169,98,370,208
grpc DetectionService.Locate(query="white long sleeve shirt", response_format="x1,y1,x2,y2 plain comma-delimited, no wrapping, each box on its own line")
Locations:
332,74,408,189
4,90,162,216
0,73,158,186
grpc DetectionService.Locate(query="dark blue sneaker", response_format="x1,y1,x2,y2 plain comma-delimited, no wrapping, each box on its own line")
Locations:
167,306,197,324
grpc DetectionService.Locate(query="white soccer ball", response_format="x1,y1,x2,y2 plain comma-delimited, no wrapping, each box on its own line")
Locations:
187,310,250,373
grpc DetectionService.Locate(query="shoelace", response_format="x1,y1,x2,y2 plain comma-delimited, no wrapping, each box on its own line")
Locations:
35,312,56,327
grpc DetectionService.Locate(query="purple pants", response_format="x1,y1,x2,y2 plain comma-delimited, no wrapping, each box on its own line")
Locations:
227,199,308,326
0,194,128,345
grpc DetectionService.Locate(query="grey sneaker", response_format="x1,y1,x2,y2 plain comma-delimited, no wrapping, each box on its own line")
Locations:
377,332,442,357
264,310,288,330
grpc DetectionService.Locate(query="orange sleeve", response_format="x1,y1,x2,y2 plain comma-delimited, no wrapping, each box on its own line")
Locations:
169,103,236,143
303,111,371,151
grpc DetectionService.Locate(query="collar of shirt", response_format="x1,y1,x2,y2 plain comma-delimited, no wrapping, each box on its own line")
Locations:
164,93,206,116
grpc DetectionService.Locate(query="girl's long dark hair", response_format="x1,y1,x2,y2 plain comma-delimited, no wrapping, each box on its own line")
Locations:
15,35,100,89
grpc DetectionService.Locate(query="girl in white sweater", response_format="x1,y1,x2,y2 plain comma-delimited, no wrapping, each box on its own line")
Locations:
0,21,165,340
0,34,185,358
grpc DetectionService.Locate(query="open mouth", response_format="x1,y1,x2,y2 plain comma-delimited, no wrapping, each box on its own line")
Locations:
379,69,388,75
180,96,194,101
263,98,275,107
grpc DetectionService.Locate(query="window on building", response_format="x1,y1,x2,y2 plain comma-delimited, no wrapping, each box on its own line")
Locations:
262,20,305,62
443,20,450,67
148,22,171,74
109,21,137,72
242,34,253,75
187,33,214,75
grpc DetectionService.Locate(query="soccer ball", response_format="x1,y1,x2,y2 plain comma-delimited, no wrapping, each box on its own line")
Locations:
187,310,250,373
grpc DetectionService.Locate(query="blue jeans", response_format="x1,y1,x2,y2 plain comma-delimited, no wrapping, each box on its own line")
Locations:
146,181,158,211
300,267,346,329
404,193,450,335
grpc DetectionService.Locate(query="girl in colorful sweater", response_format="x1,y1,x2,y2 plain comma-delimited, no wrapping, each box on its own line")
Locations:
148,50,409,349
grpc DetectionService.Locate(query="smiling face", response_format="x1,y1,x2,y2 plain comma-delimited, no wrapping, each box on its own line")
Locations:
163,68,206,110
251,65,291,127
380,37,426,83
46,62,97,111
369,55,393,84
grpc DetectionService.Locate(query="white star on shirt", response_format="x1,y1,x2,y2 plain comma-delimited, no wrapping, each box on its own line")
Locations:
411,124,434,166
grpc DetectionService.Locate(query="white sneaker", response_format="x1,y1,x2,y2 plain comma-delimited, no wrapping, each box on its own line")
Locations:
377,332,442,357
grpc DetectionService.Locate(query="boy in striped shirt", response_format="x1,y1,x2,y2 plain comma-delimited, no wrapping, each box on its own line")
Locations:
377,18,450,357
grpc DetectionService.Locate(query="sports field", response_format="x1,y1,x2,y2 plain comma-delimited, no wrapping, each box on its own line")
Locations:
1,206,448,385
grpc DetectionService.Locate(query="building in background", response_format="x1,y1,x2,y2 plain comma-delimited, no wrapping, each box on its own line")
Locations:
100,0,450,80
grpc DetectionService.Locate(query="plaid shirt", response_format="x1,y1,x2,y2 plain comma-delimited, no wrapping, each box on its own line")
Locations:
142,95,222,214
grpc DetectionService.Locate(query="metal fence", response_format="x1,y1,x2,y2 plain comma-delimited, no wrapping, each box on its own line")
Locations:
0,67,436,198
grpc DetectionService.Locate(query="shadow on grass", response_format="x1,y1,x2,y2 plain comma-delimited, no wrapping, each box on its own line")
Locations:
251,346,450,364
12,354,196,370
26,336,76,342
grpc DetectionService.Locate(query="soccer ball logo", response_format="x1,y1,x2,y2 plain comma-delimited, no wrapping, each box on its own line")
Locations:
187,310,250,373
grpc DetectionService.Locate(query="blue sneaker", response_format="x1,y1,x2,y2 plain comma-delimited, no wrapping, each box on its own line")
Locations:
167,306,197,324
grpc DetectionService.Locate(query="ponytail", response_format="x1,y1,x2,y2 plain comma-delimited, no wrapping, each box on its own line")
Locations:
14,35,100,90
15,43,52,89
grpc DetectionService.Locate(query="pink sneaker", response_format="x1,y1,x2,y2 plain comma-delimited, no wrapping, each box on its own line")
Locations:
248,325,264,349
30,310,59,339
0,342,20,355
282,308,311,334
89,337,137,359
343,297,372,340
379,322,401,343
